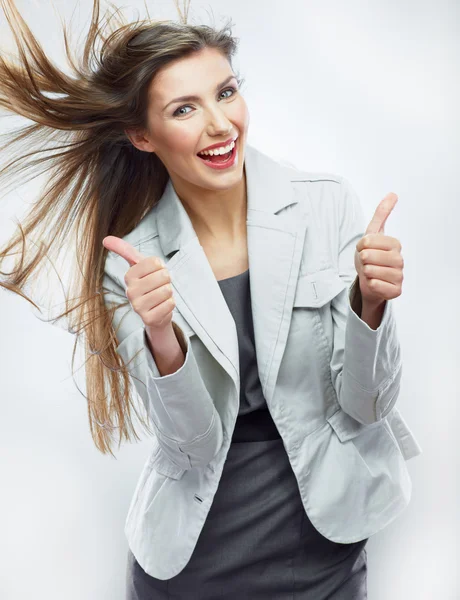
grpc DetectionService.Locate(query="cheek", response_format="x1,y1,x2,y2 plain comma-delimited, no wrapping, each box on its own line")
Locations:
163,127,199,154
232,97,250,130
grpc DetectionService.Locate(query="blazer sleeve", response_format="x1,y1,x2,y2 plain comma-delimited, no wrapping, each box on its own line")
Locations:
101,251,223,473
329,177,403,425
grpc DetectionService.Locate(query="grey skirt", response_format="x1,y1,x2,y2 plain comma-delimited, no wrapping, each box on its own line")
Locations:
126,437,368,599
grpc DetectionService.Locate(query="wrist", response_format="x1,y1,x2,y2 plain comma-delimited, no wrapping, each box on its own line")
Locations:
145,322,186,377
146,321,187,356
360,299,386,330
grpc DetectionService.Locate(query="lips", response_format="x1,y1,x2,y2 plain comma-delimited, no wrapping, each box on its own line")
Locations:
196,137,238,170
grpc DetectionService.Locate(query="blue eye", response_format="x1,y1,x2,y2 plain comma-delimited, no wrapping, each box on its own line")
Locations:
173,87,237,118
173,105,193,117
220,87,235,99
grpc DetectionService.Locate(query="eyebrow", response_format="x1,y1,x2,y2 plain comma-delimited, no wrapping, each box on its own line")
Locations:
162,75,238,112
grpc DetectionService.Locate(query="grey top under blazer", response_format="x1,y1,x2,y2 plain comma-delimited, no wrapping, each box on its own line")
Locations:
219,269,281,442
102,143,422,580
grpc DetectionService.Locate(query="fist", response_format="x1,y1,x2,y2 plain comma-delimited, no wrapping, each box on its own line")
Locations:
354,192,404,305
102,235,175,331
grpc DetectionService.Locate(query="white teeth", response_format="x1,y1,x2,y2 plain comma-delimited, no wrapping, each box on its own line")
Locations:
198,140,236,156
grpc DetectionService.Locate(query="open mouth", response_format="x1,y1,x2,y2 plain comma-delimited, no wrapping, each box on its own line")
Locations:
197,138,237,164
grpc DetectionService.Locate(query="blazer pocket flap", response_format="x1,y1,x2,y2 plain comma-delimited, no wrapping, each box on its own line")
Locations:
327,408,380,442
148,436,187,480
294,270,347,308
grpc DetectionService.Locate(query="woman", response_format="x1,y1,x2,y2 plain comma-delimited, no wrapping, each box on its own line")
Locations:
0,0,421,598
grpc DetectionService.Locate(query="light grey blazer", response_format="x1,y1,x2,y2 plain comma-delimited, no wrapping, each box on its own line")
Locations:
102,143,422,580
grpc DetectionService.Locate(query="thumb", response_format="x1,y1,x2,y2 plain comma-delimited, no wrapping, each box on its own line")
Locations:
102,236,145,267
365,192,398,235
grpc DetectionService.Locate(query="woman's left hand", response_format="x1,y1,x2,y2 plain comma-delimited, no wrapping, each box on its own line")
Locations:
354,192,404,306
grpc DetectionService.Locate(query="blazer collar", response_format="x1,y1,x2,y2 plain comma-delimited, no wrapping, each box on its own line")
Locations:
153,143,297,259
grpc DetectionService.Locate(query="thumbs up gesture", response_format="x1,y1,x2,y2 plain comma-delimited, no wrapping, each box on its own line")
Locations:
102,236,175,331
354,193,404,306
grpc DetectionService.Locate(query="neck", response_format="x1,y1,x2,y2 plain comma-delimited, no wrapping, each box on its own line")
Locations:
171,171,247,244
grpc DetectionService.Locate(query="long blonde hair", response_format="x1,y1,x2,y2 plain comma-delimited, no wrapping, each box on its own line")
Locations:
0,0,242,455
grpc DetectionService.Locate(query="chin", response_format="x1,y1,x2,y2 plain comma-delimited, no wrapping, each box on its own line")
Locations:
207,163,244,187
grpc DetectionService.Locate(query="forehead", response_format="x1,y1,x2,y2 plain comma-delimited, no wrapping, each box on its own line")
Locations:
148,47,232,103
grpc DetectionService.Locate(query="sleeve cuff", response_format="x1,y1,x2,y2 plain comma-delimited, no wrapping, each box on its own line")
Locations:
348,287,392,338
344,280,401,394
144,326,217,444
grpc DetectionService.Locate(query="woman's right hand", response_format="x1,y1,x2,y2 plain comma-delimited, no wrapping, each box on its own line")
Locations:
102,235,175,332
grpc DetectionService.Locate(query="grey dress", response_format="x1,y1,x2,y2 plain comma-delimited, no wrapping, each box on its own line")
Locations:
126,269,368,599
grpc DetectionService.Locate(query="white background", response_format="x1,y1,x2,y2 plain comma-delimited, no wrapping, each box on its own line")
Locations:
1,1,458,598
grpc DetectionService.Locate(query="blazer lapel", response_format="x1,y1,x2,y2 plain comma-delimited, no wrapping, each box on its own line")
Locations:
152,144,309,399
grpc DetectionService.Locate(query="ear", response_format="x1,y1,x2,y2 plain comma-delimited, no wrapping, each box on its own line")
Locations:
124,127,156,153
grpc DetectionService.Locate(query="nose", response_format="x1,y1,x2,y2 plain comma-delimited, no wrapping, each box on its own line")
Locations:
205,104,233,137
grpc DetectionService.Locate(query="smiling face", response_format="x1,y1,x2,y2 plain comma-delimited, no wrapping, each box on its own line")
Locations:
131,46,250,193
